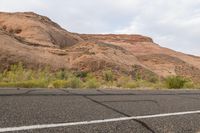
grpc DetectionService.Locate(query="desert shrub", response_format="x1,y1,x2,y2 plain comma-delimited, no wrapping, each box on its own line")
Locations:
103,70,114,82
24,70,37,80
55,70,69,80
125,81,139,88
117,77,158,89
135,72,142,81
1,63,195,89
194,83,200,89
0,63,54,88
0,63,82,88
1,63,24,82
75,71,88,78
0,82,14,87
0,63,54,82
16,80,48,88
51,80,68,88
124,80,151,88
85,73,94,80
67,77,83,88
150,82,165,89
148,75,159,83
183,81,194,88
116,77,163,89
84,78,100,88
0,80,48,88
140,80,161,89
37,67,53,81
165,76,188,89
0,73,3,81
116,76,131,87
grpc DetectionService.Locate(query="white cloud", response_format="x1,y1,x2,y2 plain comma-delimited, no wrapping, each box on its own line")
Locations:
0,0,47,11
115,0,200,55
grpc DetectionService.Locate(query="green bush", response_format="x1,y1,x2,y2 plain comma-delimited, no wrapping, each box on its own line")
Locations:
67,77,83,88
17,80,48,88
55,70,69,80
0,63,52,82
84,78,100,88
194,83,200,89
183,81,194,88
0,73,3,81
165,76,188,89
135,72,142,81
148,75,159,83
125,81,139,88
37,67,53,81
0,80,48,88
75,71,88,78
116,76,156,89
51,80,68,88
116,76,131,87
103,70,114,82
0,63,196,89
1,63,24,82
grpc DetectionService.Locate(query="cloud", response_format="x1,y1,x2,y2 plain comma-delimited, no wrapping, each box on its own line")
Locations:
0,0,200,55
115,0,200,55
0,0,47,11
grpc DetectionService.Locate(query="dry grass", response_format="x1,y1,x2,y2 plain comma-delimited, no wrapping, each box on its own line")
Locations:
0,63,198,89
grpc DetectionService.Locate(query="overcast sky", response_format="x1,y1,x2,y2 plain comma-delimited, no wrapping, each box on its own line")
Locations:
1,0,200,56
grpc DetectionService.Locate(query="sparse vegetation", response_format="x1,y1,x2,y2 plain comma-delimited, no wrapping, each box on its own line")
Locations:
124,81,139,88
67,77,83,88
165,76,188,89
0,80,48,88
75,71,88,78
84,78,100,88
103,69,114,82
0,63,199,89
51,80,68,88
97,43,125,51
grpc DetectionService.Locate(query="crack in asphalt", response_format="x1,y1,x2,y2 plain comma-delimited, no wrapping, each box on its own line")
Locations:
1,89,200,132
60,89,156,133
102,99,159,104
96,89,107,94
24,89,35,95
84,95,130,117
83,95,156,133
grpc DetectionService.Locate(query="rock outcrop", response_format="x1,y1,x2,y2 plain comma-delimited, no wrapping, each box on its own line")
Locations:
1,12,200,82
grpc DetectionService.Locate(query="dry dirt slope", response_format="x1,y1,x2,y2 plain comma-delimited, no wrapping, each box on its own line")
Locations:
1,12,200,82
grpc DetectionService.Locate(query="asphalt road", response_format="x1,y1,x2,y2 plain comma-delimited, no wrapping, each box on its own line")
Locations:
1,88,200,133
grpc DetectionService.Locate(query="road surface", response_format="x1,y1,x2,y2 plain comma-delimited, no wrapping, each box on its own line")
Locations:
1,88,200,133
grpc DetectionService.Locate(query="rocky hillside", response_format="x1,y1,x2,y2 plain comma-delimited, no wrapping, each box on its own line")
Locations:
1,12,200,82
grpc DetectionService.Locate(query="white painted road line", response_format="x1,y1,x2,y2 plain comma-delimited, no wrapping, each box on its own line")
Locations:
1,110,200,132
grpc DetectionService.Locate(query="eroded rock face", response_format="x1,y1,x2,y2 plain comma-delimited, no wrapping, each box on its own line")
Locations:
1,12,200,82
80,34,154,44
0,12,83,48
